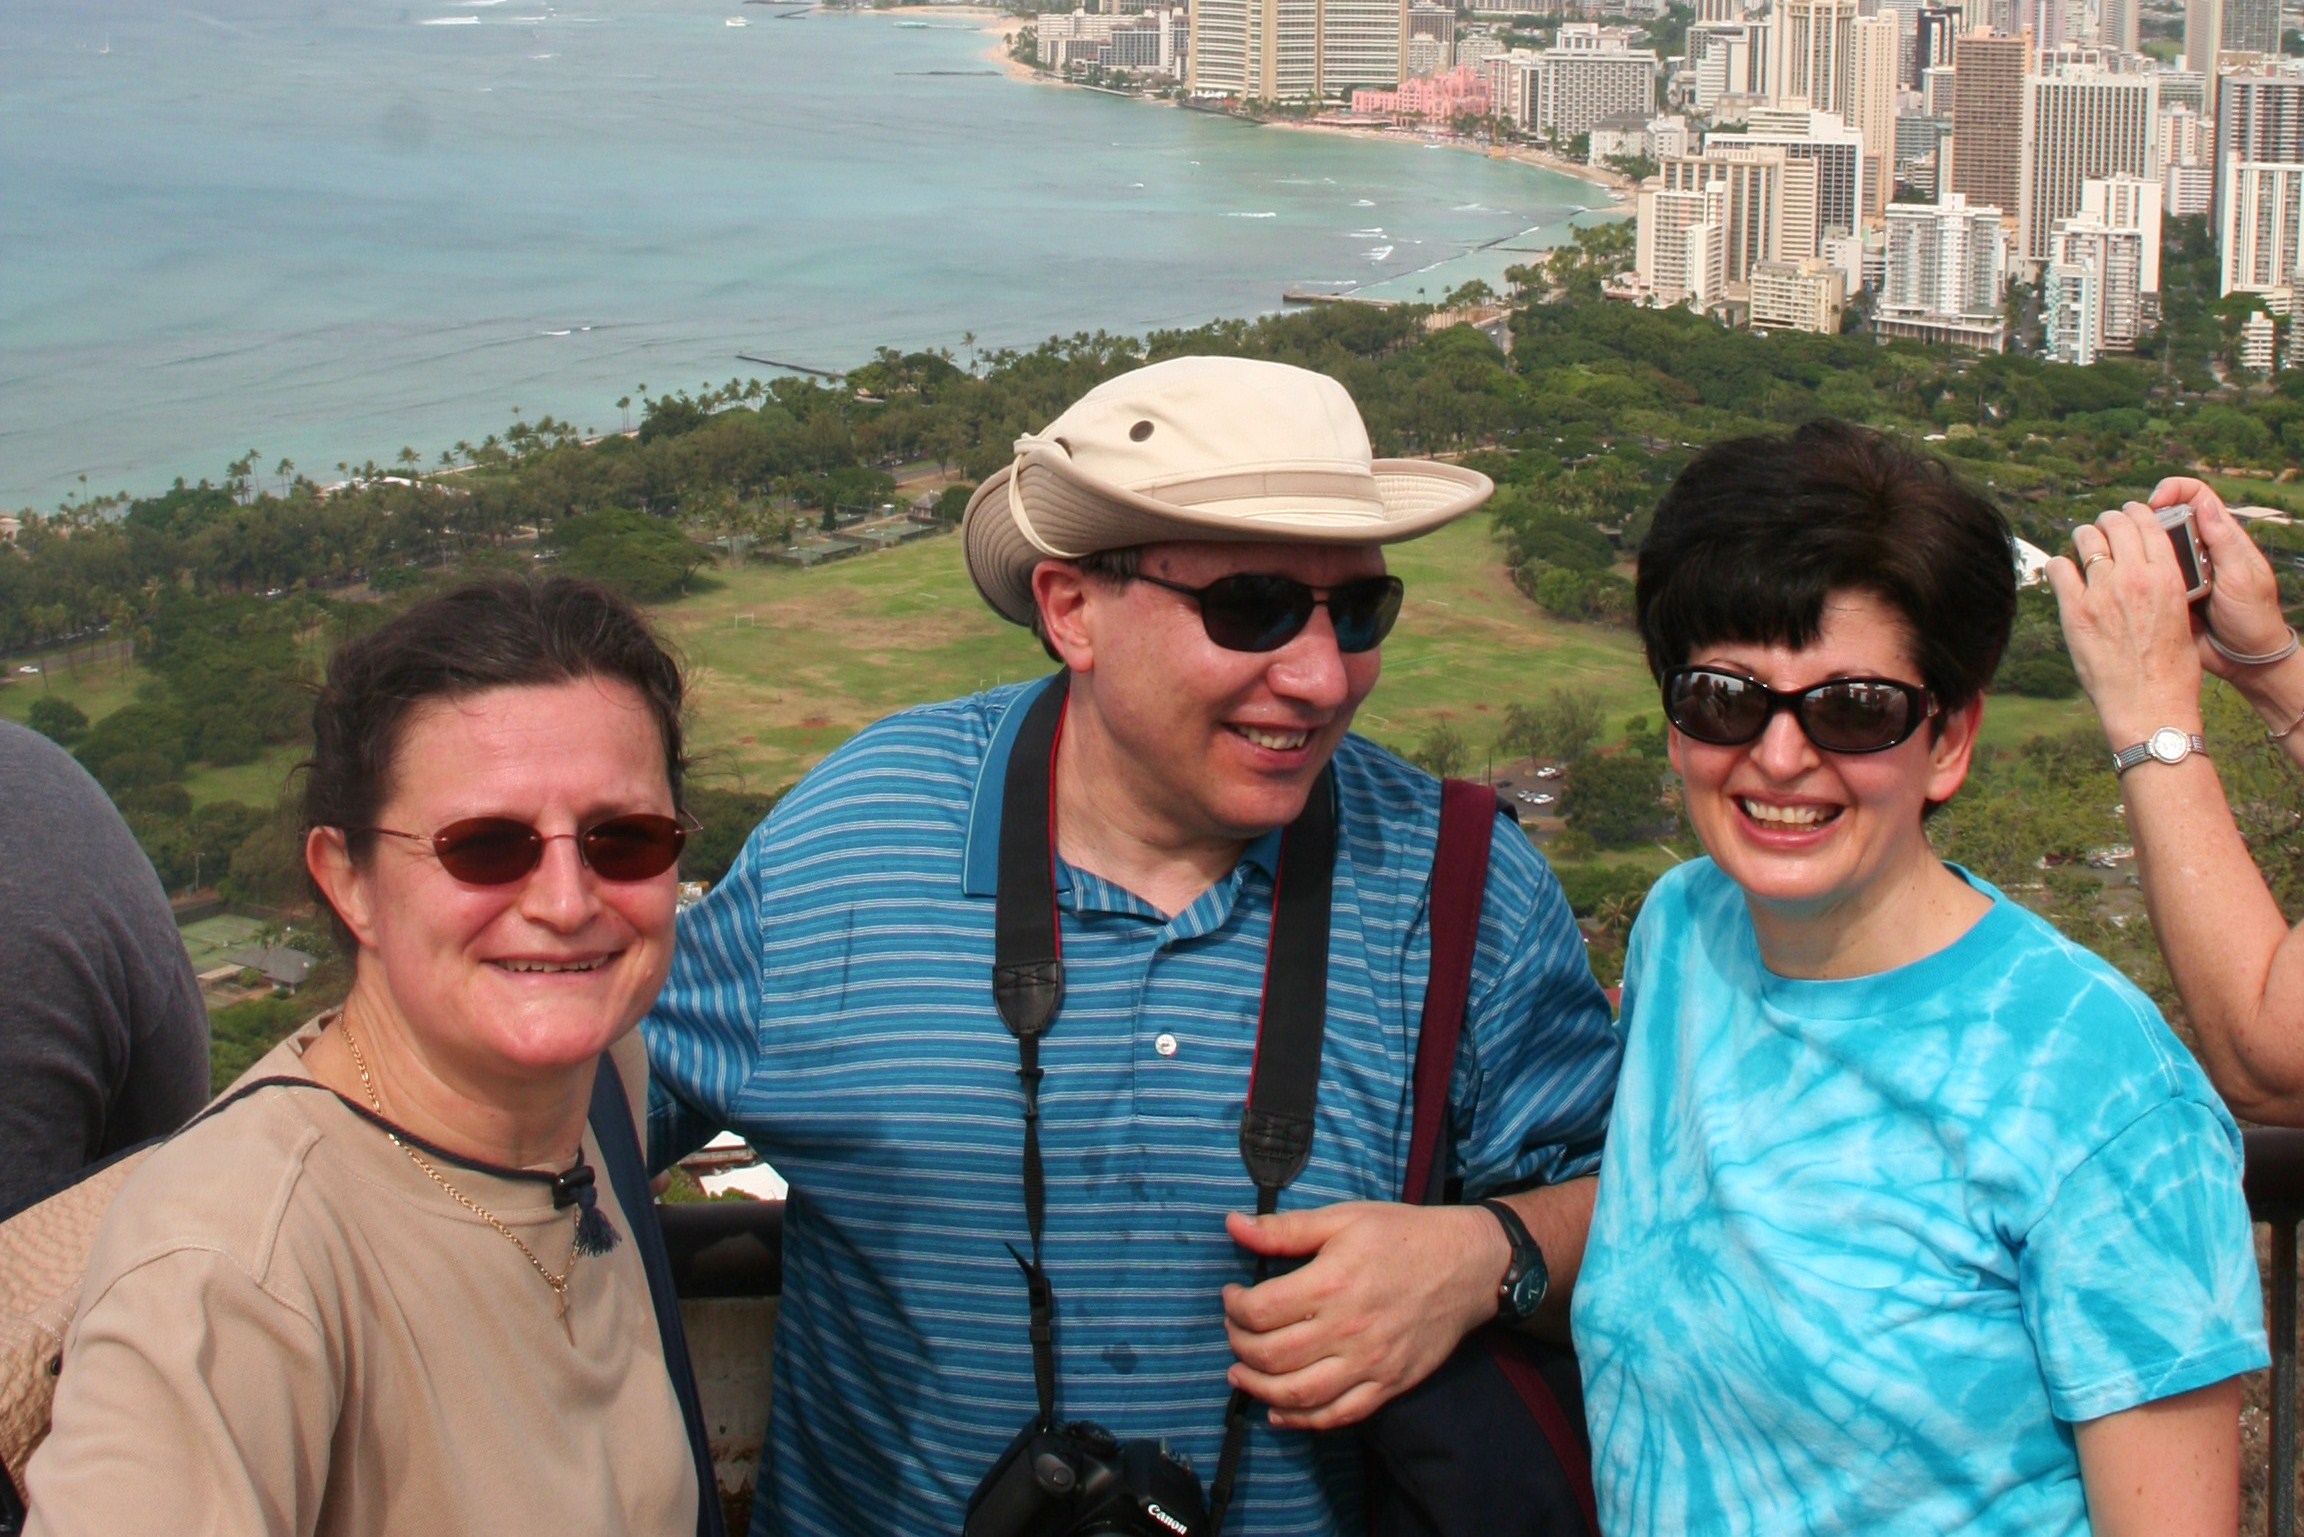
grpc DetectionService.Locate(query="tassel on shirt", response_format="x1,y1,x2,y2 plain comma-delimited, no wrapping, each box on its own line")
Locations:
553,1159,622,1257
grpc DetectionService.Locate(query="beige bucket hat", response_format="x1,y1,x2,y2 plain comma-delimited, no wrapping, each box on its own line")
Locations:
962,355,1492,627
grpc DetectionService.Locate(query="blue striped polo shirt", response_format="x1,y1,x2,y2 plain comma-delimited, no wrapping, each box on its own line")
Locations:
644,679,1619,1537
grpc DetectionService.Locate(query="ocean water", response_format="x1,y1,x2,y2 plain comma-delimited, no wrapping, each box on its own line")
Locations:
1,0,1610,508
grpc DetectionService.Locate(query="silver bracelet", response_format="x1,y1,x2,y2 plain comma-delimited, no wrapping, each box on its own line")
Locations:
2207,625,2301,667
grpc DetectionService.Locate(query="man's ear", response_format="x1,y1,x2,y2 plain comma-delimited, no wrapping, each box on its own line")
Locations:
306,827,379,952
1032,560,1097,672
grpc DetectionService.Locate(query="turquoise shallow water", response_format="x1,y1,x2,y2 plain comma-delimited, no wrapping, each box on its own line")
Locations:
2,0,1607,508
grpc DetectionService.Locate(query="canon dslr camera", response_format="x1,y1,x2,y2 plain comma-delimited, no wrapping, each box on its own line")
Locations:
964,1420,1209,1537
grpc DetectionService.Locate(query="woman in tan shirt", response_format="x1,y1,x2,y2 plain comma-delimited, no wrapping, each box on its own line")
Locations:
25,577,708,1537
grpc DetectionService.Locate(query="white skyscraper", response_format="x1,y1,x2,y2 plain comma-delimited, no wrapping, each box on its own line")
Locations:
2223,161,2304,297
2047,186,2152,359
1707,108,1867,243
1637,178,1730,305
1772,0,1860,113
1878,192,2011,348
2019,70,2158,265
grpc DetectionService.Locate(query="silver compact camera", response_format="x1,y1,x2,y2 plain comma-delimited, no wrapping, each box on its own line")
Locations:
2154,502,2211,600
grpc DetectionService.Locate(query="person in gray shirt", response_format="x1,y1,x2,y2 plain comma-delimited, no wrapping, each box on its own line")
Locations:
0,719,208,1214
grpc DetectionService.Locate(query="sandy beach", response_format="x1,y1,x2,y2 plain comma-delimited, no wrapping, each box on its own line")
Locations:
932,7,1636,216
1261,117,1635,211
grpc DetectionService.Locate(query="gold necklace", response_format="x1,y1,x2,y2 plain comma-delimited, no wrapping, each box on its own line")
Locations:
337,1012,579,1318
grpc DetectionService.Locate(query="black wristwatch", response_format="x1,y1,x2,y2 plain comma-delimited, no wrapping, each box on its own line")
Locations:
1477,1198,1549,1322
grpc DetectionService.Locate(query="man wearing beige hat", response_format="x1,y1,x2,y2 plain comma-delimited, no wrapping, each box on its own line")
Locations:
645,356,1619,1537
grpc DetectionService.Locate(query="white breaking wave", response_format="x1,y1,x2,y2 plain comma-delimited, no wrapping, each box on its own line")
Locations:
1353,198,1375,207
421,15,480,23
1368,245,1393,261
1225,211,1276,218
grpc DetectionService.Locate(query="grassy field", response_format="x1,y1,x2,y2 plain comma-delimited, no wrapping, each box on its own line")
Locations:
665,515,2090,787
3,513,2096,798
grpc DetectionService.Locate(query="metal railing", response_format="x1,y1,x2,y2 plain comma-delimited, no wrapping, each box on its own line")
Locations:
2250,1129,2304,1537
667,1139,2304,1534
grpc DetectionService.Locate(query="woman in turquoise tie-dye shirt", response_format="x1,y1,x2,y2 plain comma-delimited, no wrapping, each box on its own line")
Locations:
1571,421,2268,1537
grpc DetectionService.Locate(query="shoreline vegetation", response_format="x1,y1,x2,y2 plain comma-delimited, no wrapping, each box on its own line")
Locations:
8,221,2303,1023
901,3,1635,217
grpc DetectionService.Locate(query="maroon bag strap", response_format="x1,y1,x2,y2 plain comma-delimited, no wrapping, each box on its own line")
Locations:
1402,778,1603,1537
1402,778,1501,1207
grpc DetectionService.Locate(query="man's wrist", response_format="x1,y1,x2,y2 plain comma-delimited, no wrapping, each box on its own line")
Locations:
1453,1202,1515,1326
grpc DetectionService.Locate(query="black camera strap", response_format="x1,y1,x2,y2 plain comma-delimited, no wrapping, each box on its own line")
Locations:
991,672,1336,1536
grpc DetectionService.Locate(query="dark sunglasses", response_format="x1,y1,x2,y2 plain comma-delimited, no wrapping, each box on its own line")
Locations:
366,811,699,886
1662,666,1937,755
1133,572,1405,654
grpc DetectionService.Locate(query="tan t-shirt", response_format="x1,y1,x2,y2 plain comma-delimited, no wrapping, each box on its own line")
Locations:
24,1022,698,1537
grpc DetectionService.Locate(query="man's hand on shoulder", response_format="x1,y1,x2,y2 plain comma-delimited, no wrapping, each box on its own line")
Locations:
1218,1200,1508,1431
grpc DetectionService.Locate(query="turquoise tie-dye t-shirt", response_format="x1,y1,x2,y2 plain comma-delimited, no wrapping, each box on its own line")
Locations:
1572,859,2267,1537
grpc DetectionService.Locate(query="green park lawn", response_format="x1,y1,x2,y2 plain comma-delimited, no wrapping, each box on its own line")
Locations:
664,515,2092,788
4,512,2097,801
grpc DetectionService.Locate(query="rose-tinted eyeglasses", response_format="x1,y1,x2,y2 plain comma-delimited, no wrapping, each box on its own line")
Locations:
1133,572,1406,654
365,811,699,886
1662,666,1937,755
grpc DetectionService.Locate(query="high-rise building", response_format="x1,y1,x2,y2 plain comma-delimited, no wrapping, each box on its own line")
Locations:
1707,108,1865,240
2098,0,2141,51
1878,191,2011,347
1404,1,1455,78
2223,161,2304,296
2184,0,2220,74
2161,102,2212,170
1525,35,1659,137
1690,20,1769,107
1750,258,1850,330
1948,30,2032,219
2217,74,2304,221
2043,256,2105,362
2019,70,2156,264
1914,6,1961,83
2157,70,2209,113
1922,62,1957,116
1897,112,1954,193
1319,0,1409,96
1187,0,1405,100
2046,185,2154,358
2084,174,2162,293
1849,15,1901,216
2239,309,2280,372
2223,0,2281,57
1636,178,1730,305
1773,0,1860,112
1660,148,1822,278
2168,161,2213,213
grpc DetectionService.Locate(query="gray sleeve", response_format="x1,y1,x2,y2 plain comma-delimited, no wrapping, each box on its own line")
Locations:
0,722,208,1213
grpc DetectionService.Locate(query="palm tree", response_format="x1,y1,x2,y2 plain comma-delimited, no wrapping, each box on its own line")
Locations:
618,396,632,431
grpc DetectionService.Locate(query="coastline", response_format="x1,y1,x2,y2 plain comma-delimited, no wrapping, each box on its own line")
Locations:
925,6,1634,215
1260,118,1634,211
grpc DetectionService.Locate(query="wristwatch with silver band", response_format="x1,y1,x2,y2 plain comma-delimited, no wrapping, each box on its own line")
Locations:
2111,726,2208,775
